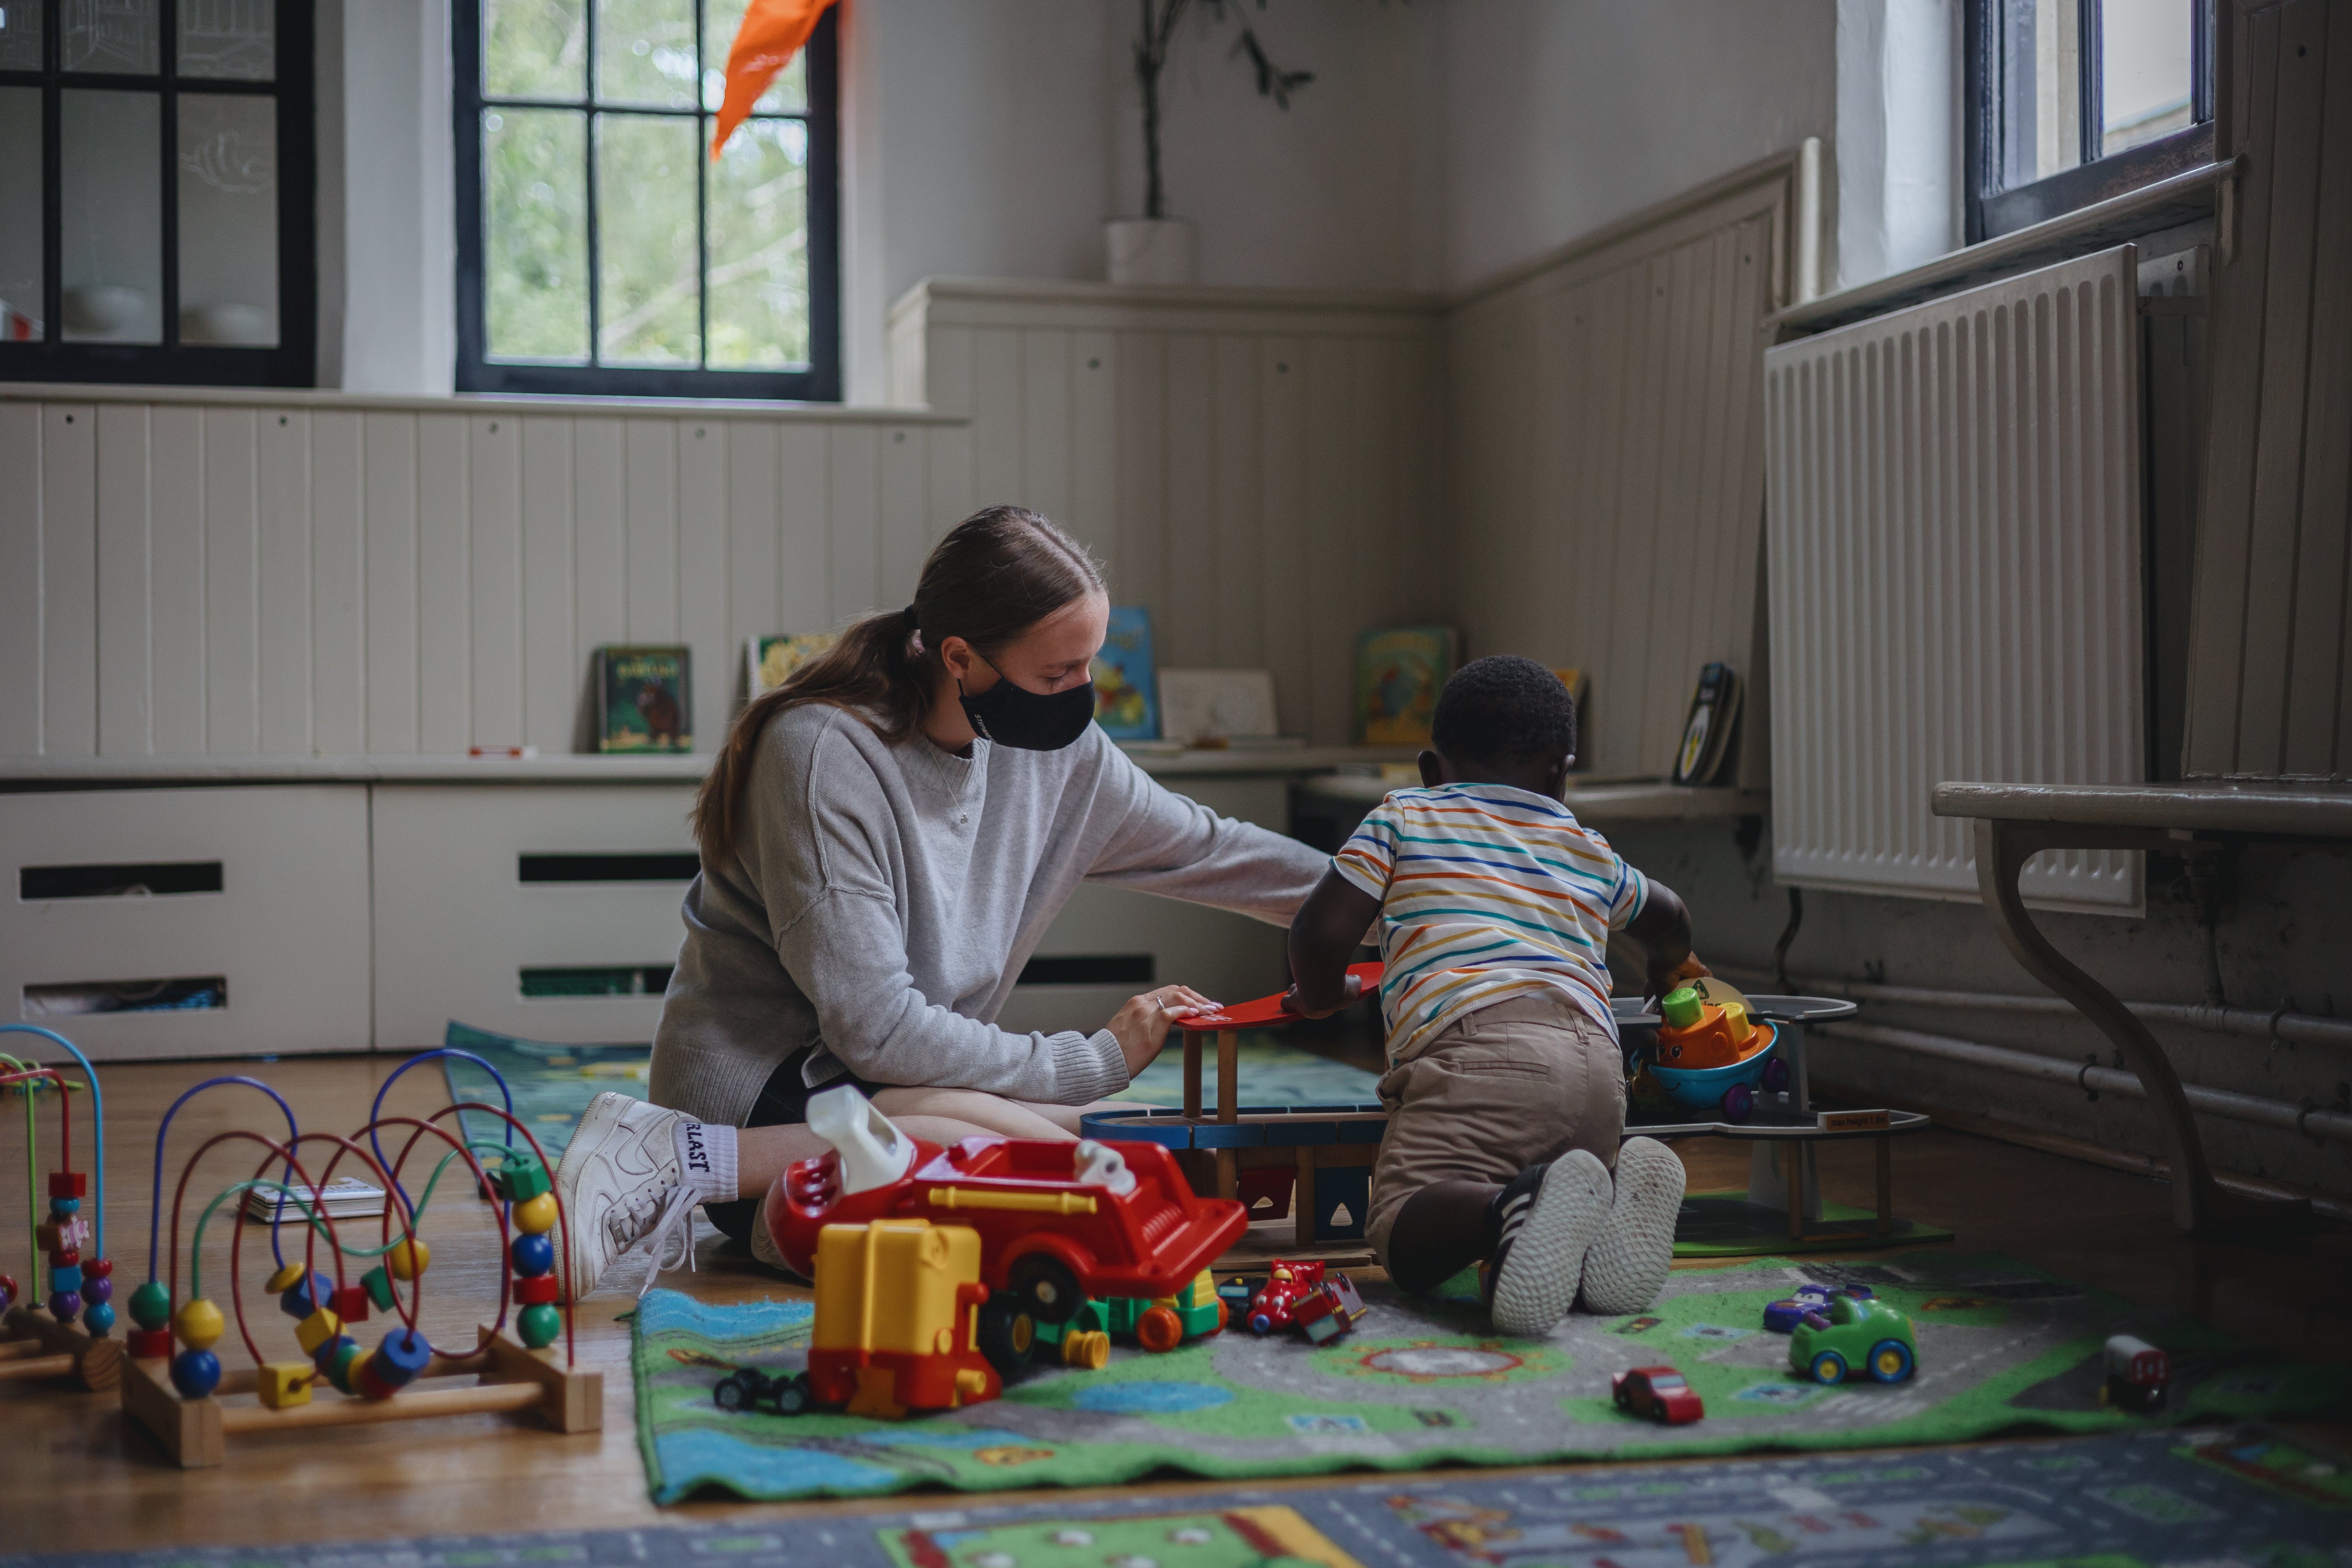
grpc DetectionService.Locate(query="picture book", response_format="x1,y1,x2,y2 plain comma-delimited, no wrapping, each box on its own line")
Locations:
595,644,693,753
1354,625,1458,745
746,632,837,697
1670,661,1743,785
1159,668,1280,745
1090,605,1159,740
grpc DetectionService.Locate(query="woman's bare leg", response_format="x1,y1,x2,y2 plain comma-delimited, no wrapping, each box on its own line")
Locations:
737,1113,989,1198
1012,1098,1133,1137
735,1089,1077,1199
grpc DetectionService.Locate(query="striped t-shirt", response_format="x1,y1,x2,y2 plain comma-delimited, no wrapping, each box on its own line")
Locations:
1333,783,1648,1062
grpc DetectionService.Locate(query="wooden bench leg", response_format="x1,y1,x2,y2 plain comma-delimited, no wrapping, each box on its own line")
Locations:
1183,1032,1202,1121
1785,1144,1803,1240
1972,818,2222,1233
1294,1144,1316,1248
1875,1135,1892,1234
1215,1029,1241,1200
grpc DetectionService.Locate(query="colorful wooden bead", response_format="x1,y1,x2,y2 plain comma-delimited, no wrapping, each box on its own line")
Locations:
361,1263,396,1310
517,1302,562,1349
386,1236,430,1279
353,1354,400,1401
174,1297,225,1350
50,1246,81,1269
512,1193,557,1236
311,1330,355,1371
512,1273,560,1306
278,1271,325,1319
510,1231,555,1277
170,1348,222,1399
36,1218,89,1252
130,1279,172,1330
323,1339,364,1393
48,1289,80,1321
265,1263,308,1295
374,1327,431,1387
256,1361,314,1409
128,1327,175,1361
49,1263,82,1293
48,1171,86,1200
0,1272,14,1311
85,1256,112,1281
333,1284,371,1323
492,1157,552,1204
83,1272,113,1306
82,1300,116,1335
294,1305,344,1357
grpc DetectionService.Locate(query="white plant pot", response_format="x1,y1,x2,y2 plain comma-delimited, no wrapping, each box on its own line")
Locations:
1105,217,1197,286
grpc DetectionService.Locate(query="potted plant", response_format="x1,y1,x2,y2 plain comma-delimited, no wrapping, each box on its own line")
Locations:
1108,0,1313,285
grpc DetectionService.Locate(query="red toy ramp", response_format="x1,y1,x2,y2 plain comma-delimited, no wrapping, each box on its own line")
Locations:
1176,962,1383,1032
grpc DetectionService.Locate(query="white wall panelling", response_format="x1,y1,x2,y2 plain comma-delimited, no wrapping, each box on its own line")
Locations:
0,388,963,759
1444,152,1813,780
1764,247,2146,910
889,280,1447,745
0,787,373,1059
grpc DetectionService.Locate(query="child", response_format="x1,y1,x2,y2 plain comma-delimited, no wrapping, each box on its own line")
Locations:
1286,655,1700,1335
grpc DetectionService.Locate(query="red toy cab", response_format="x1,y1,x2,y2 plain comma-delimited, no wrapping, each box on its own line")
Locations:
1612,1365,1705,1424
770,1092,1247,1325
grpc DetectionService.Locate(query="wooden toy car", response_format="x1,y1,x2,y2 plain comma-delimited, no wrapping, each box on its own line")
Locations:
1612,1365,1704,1424
771,1089,1248,1328
1788,1294,1917,1385
1242,1260,1366,1343
2104,1334,2169,1412
712,1365,816,1415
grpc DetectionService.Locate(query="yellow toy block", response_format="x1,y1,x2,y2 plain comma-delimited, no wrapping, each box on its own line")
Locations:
294,1305,343,1356
256,1362,314,1408
812,1218,983,1361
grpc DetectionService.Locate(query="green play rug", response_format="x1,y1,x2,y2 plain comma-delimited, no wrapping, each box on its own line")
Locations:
628,1252,2349,1504
1114,1032,1380,1109
442,1021,650,1161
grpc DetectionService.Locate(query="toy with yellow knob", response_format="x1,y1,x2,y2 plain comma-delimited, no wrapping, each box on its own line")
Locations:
1643,977,1789,1124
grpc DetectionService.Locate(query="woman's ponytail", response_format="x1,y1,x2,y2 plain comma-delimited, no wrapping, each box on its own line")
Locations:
692,505,1102,867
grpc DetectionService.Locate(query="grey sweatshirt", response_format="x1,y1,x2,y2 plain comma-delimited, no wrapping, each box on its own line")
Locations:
648,703,1328,1127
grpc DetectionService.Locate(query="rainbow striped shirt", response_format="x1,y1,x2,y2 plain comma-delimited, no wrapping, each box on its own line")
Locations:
1333,783,1648,1063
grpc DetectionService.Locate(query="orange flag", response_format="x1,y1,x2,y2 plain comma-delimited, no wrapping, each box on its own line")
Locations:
711,0,839,159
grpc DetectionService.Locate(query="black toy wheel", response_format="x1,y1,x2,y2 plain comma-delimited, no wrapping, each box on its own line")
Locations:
773,1373,814,1415
1009,1253,1084,1324
712,1372,749,1412
976,1292,1037,1379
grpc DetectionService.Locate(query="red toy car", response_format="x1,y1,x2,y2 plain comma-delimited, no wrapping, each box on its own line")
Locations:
1612,1365,1705,1424
770,1091,1247,1327
1244,1259,1367,1343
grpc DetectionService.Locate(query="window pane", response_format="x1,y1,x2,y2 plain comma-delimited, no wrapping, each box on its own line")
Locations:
487,0,585,100
2101,0,2194,154
64,0,160,73
0,2,43,70
486,106,590,361
0,88,41,338
177,94,277,346
701,0,806,113
707,117,807,367
595,0,696,108
178,0,274,81
60,89,162,343
2001,0,2084,186
595,111,699,363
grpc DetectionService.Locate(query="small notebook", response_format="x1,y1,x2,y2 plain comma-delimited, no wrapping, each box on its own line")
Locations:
242,1176,388,1224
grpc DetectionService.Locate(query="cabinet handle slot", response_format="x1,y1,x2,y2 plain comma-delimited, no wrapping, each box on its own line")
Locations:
20,861,225,900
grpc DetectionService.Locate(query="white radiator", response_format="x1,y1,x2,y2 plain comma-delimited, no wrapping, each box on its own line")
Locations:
1764,246,2146,912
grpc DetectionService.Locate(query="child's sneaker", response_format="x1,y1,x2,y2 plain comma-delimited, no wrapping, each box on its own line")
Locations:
1578,1136,1685,1314
1483,1151,1612,1336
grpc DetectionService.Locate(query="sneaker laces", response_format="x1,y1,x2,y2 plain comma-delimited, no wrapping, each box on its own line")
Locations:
611,1179,709,1298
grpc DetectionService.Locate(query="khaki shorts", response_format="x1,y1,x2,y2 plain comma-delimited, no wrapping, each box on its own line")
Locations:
1364,990,1627,1268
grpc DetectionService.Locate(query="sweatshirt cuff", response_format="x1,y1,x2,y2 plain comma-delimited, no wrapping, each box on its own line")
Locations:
1052,1028,1132,1105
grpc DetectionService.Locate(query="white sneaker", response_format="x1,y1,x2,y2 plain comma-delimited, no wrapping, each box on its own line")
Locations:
1486,1150,1613,1337
553,1092,708,1302
1579,1137,1687,1314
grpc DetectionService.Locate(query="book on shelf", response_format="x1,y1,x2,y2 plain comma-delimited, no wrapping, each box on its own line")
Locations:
1089,606,1159,741
746,632,839,698
1670,662,1743,785
595,645,693,753
1158,668,1281,746
1353,625,1459,746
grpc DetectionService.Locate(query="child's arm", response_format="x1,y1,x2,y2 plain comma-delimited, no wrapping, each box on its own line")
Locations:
1284,866,1382,1018
1624,878,1707,1002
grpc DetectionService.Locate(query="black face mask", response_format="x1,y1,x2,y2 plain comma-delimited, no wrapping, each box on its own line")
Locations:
959,654,1096,752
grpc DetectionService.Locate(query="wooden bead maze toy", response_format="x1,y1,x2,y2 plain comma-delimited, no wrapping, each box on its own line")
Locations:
0,1025,123,1393
1082,962,1387,1250
121,1049,601,1468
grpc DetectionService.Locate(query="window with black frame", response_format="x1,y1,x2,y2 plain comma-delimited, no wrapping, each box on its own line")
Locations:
0,0,314,386
1969,0,2217,241
452,0,839,401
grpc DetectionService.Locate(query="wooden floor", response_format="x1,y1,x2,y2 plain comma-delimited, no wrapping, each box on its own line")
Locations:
3,1052,2347,1555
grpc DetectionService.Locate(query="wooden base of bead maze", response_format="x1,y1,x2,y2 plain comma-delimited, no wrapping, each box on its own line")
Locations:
122,1320,601,1468
0,1303,124,1392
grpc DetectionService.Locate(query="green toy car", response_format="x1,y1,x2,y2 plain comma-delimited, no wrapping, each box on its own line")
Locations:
1032,1269,1228,1363
1788,1294,1918,1385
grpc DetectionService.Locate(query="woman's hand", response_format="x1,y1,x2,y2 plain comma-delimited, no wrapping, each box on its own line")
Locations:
1107,984,1216,1078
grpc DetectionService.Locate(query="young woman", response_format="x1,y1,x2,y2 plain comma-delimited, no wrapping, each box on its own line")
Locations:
554,506,1327,1298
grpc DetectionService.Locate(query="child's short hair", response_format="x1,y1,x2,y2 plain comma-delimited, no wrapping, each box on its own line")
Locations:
1430,655,1578,765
